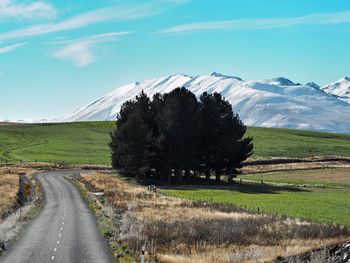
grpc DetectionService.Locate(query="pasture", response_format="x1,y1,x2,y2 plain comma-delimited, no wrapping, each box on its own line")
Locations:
1,122,350,164
163,168,350,226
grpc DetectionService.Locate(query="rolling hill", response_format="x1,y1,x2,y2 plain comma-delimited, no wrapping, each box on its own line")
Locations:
1,122,350,164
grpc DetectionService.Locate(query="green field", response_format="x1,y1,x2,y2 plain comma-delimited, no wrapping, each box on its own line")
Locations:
0,122,115,164
163,180,350,226
1,122,350,164
243,168,350,188
246,126,350,158
163,168,350,226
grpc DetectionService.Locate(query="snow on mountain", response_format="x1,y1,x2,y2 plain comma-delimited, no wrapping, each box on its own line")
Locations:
306,82,320,89
63,73,350,134
321,77,350,103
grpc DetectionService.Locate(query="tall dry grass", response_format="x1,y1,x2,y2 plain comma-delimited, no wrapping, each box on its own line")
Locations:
82,172,350,263
0,174,19,217
0,203,34,243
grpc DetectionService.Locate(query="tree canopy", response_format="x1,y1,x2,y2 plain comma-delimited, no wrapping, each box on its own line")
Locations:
109,88,253,184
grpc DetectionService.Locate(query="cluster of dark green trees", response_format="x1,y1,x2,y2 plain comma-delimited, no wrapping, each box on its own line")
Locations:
109,87,253,184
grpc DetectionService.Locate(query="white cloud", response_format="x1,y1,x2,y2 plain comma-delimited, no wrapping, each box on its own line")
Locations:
0,3,162,41
0,42,26,54
0,0,56,20
54,41,95,67
157,10,350,34
52,32,129,67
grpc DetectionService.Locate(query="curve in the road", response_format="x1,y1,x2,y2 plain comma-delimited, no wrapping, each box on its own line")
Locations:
0,171,115,263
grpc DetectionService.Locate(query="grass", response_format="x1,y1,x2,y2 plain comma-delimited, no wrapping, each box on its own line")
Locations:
1,122,350,164
246,126,350,158
163,180,350,227
80,172,350,263
0,122,114,164
0,174,19,217
242,168,350,188
0,167,44,248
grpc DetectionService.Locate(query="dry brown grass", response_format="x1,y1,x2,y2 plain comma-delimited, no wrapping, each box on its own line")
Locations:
242,161,350,175
0,174,19,216
82,172,350,263
0,166,37,217
0,162,111,172
275,168,350,182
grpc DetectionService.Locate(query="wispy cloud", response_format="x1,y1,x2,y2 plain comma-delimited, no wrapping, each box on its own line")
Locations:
163,0,191,4
157,10,350,34
0,0,56,20
52,32,129,67
0,3,162,41
0,42,26,54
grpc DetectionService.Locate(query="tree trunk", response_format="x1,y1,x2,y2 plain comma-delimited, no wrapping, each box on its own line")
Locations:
215,170,221,182
165,160,171,184
205,169,211,181
158,169,162,182
177,169,183,183
168,171,172,184
185,170,190,181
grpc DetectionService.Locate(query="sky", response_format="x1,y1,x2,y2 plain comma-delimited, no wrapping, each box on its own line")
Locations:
1,0,350,120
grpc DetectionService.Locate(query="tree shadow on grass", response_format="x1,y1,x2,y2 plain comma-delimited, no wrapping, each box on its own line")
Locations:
162,181,310,194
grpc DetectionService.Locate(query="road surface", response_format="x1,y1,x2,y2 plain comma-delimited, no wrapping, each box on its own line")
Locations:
0,171,114,263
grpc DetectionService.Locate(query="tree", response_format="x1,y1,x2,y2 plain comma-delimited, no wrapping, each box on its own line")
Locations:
110,91,155,178
199,92,253,182
157,87,200,183
110,112,152,178
118,90,154,128
109,88,254,184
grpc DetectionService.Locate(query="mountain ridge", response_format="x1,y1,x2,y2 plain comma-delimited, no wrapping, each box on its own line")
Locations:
321,76,350,103
63,73,350,134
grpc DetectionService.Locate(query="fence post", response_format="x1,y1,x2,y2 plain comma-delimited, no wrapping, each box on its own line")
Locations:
141,245,145,263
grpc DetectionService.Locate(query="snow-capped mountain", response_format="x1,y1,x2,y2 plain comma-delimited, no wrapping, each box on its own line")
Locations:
63,73,350,134
321,77,350,103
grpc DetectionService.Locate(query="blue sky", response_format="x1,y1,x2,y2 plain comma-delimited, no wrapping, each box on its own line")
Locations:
1,0,350,120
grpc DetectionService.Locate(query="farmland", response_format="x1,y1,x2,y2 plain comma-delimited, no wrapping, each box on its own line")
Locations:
0,122,114,164
163,168,350,227
1,122,350,165
1,122,350,262
243,168,350,187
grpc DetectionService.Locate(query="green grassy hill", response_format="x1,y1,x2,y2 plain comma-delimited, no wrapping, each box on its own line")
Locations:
1,122,350,164
0,122,114,164
246,126,350,158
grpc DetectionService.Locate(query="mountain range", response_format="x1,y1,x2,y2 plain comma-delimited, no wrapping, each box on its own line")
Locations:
63,73,350,134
